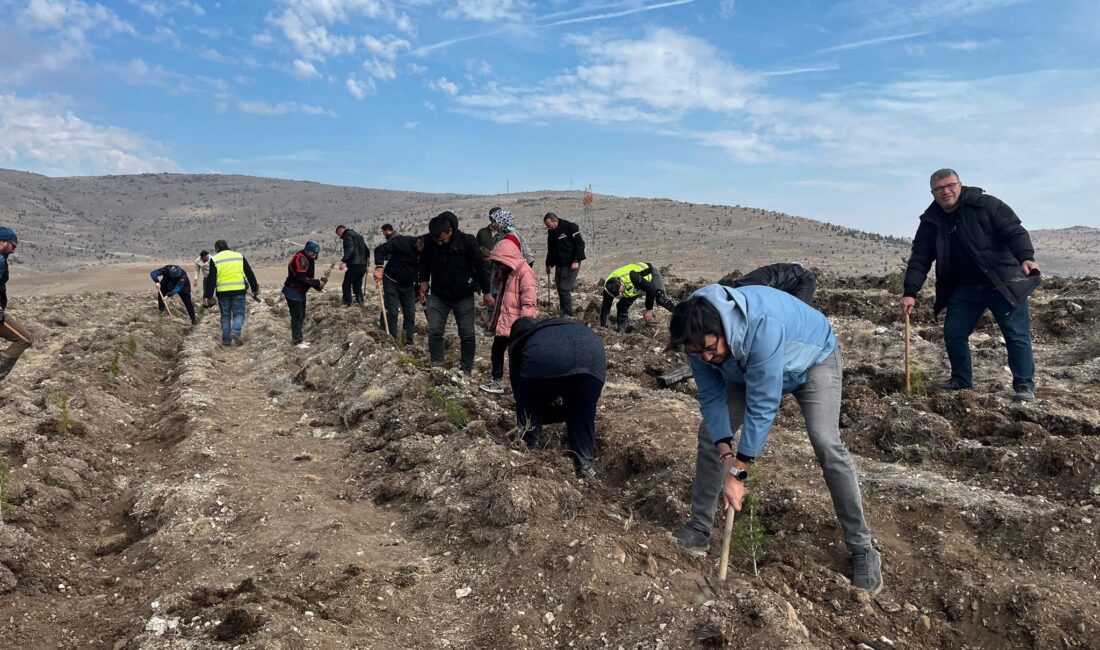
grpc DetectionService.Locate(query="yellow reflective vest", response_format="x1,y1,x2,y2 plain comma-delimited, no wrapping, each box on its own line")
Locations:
605,262,651,299
212,250,247,294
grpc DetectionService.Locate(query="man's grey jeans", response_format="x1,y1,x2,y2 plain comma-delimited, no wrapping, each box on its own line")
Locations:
686,347,873,551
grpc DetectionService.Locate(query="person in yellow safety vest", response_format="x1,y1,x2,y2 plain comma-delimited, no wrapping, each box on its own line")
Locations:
203,239,260,347
600,262,678,332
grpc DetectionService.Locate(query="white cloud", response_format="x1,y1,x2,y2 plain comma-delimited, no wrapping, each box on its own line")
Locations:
404,121,418,129
266,0,412,64
443,0,527,22
236,99,337,116
545,0,696,26
346,75,375,99
12,0,136,73
361,33,410,59
291,58,321,79
0,92,178,174
814,31,928,54
718,0,735,19
428,76,459,95
127,1,206,18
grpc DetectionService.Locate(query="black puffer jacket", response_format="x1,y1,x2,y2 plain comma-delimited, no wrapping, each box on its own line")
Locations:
418,229,490,302
903,186,1039,315
722,263,816,305
341,229,369,266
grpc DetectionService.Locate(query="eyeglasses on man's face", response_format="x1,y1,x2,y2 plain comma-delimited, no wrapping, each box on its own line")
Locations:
686,339,720,361
931,181,959,195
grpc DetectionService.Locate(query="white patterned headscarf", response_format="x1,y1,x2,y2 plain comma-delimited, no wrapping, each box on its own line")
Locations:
489,209,515,232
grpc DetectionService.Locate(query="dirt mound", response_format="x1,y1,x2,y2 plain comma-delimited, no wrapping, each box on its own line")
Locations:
1,274,1098,648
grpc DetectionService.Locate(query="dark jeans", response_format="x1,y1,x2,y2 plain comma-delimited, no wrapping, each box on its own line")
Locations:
943,285,1035,391
554,266,579,316
382,279,417,345
514,373,603,465
427,294,476,373
686,348,873,551
342,265,366,305
491,335,510,381
217,294,247,344
286,295,306,344
158,290,197,324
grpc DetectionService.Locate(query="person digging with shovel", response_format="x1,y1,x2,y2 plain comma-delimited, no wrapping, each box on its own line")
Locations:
667,284,883,594
0,226,32,382
151,264,198,325
282,241,326,349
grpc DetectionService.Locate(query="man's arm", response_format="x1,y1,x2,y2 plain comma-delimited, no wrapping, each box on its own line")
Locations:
599,292,614,326
342,233,353,264
989,198,1036,265
691,356,735,448
571,225,586,263
902,220,937,298
737,316,786,459
243,258,259,294
469,238,491,295
150,268,164,283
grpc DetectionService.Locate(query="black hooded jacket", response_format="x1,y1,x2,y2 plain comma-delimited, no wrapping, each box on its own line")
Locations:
903,186,1039,315
722,263,816,305
341,228,369,266
418,229,490,302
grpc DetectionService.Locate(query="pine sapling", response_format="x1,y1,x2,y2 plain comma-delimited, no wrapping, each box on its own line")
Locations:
730,465,766,577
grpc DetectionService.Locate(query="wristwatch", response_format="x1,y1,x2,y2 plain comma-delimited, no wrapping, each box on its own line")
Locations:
728,467,749,482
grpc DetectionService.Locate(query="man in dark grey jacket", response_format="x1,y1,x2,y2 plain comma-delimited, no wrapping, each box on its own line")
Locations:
901,168,1040,402
336,225,369,307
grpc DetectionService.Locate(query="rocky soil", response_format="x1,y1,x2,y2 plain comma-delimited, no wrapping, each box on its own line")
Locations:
1,273,1098,649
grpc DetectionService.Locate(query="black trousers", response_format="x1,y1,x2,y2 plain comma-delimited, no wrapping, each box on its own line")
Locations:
287,297,306,344
158,289,197,323
490,335,510,380
381,279,417,345
513,373,603,464
342,265,366,305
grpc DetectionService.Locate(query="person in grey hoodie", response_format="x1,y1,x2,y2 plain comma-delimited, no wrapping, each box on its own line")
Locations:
668,284,882,594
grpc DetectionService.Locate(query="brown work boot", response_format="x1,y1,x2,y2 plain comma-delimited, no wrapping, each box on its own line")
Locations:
0,354,17,382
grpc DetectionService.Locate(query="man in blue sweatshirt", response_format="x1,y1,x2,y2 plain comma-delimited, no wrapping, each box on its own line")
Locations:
150,264,197,325
668,284,882,594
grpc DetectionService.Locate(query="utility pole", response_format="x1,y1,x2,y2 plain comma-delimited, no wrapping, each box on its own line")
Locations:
583,184,594,253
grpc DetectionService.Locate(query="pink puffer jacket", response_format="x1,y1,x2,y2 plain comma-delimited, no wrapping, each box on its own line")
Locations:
490,237,538,337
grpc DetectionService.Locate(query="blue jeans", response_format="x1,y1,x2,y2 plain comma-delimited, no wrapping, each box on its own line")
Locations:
217,294,248,344
943,285,1035,391
686,348,873,551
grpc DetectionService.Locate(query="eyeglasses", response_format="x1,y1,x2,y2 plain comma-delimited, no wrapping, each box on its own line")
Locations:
931,182,959,195
686,340,720,360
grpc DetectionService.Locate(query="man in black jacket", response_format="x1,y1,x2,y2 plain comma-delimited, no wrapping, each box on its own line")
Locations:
336,225,369,307
544,212,586,316
509,317,606,478
0,227,32,382
901,169,1040,402
419,212,493,376
374,224,421,346
282,241,327,348
150,264,198,325
721,262,816,305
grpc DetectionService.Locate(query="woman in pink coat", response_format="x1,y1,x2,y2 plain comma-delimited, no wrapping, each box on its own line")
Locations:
480,234,538,394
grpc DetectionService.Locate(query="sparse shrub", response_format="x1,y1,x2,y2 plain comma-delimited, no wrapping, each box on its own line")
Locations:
907,360,926,396
123,336,137,359
0,457,12,514
427,384,470,428
730,465,766,577
108,353,121,378
54,394,74,435
398,353,424,368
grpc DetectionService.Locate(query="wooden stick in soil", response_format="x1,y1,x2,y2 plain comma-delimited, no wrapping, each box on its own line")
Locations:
718,504,736,582
377,280,391,337
904,311,911,393
546,269,553,314
1,321,31,344
157,288,174,319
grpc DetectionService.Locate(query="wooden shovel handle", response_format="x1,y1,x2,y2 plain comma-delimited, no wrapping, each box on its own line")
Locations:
718,505,735,581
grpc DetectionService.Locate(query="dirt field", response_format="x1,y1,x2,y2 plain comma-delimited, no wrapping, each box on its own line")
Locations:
1,271,1098,649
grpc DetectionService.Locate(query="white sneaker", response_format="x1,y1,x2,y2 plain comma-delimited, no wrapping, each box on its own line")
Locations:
295,341,311,349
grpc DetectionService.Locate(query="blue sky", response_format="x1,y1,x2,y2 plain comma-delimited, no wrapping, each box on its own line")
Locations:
1,0,1098,235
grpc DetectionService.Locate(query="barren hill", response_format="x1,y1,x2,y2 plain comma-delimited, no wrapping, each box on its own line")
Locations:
4,168,1096,282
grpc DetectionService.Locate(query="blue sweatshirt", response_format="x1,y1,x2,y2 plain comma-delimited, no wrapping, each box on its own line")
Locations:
688,284,836,457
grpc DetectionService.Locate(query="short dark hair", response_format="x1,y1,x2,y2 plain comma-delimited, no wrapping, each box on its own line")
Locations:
199,250,209,257
214,240,229,252
604,277,622,297
429,213,455,237
489,206,501,219
543,212,558,223
667,296,723,351
381,223,394,231
335,225,347,233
